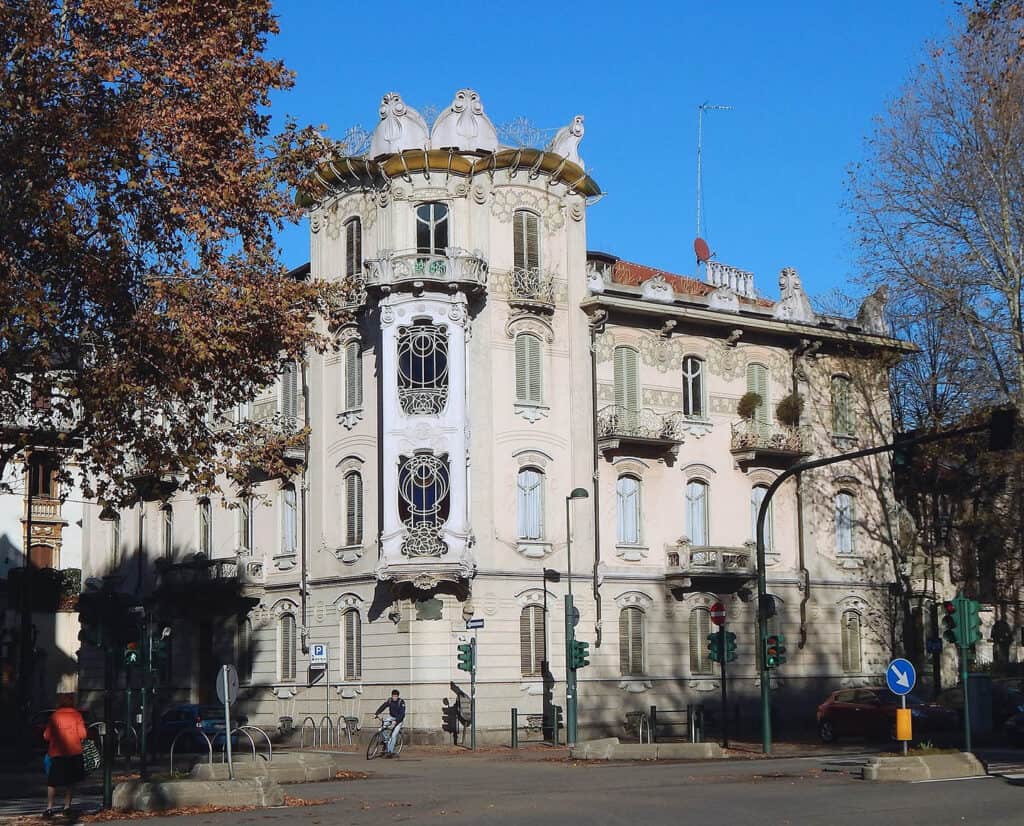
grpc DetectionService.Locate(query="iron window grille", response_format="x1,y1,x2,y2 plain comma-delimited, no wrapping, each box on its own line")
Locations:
397,322,449,414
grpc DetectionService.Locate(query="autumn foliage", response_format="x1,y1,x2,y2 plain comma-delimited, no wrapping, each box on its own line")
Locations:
0,0,342,501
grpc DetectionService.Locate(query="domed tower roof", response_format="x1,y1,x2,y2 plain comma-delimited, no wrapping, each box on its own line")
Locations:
369,92,430,158
430,89,498,153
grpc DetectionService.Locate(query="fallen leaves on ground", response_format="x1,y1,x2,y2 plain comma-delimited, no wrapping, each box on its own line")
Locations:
333,770,369,780
9,796,330,824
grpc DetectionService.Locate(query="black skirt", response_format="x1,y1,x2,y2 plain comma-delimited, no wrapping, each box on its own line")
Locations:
47,754,84,787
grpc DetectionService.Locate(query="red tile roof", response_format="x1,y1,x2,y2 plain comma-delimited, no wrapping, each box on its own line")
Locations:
609,259,775,308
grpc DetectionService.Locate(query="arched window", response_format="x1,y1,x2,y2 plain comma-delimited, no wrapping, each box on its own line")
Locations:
681,356,705,419
751,484,773,552
841,610,862,673
345,217,362,279
686,479,709,547
745,363,770,431
520,604,545,677
514,333,543,405
613,346,640,424
342,340,362,412
198,498,212,556
513,209,540,273
616,475,642,546
831,375,854,435
279,361,299,424
397,321,449,414
237,618,252,683
835,491,856,554
160,504,173,559
108,513,122,566
343,609,362,680
689,607,712,675
343,471,363,546
619,606,645,676
278,612,296,682
238,496,253,555
281,485,297,556
415,202,449,255
517,467,545,540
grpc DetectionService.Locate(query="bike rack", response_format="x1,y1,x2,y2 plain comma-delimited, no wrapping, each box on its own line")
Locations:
299,715,318,750
213,728,257,763
237,725,273,761
318,715,335,748
87,721,139,763
169,729,213,775
336,714,358,745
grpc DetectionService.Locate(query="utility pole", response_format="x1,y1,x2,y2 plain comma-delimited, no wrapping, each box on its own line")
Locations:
564,487,588,747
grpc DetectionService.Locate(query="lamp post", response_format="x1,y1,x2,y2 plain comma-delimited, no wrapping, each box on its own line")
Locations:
564,487,589,747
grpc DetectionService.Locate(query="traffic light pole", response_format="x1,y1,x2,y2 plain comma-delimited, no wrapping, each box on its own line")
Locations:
719,619,729,749
565,594,577,747
960,638,971,753
139,614,151,780
102,645,115,810
470,636,477,751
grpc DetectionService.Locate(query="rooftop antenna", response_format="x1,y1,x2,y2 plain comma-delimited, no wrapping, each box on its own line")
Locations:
695,101,732,266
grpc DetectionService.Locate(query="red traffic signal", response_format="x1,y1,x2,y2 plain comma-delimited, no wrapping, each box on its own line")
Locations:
941,601,958,644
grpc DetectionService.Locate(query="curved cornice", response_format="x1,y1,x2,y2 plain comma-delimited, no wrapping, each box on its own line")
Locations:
298,148,600,207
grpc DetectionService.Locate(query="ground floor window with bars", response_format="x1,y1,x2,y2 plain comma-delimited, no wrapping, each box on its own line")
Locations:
342,609,362,680
841,610,862,673
619,607,645,676
278,613,296,682
520,604,546,677
689,607,712,675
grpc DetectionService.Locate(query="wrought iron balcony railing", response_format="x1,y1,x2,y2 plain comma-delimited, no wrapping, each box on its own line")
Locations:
729,420,810,469
364,248,488,293
597,405,684,442
505,266,556,307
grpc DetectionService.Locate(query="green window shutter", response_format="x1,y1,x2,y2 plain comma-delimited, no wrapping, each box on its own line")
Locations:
614,347,639,414
281,362,299,421
619,608,630,675
515,334,542,404
746,364,769,430
630,609,644,675
345,472,362,546
515,335,528,401
345,610,361,680
832,376,853,435
344,341,362,410
513,210,540,273
346,218,362,279
520,606,537,677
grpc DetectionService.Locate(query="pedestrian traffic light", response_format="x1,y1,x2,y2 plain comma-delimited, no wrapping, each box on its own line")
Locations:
764,634,786,668
961,597,982,647
707,631,721,663
124,641,140,667
457,641,475,673
941,600,958,644
441,698,460,736
570,640,590,670
724,631,738,663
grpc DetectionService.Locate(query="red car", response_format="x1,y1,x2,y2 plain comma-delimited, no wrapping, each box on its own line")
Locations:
817,687,957,743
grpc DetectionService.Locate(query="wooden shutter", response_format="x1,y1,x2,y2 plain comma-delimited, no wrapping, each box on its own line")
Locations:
346,218,362,278
689,608,710,674
841,611,861,673
832,376,853,434
746,363,769,432
618,608,630,675
513,210,540,272
344,341,362,410
345,610,361,680
514,334,542,405
280,614,295,681
520,606,535,676
345,472,363,546
614,347,639,416
281,362,298,420
630,609,644,675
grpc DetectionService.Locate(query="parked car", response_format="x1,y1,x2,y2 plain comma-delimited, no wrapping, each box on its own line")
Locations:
151,704,248,751
817,687,958,743
1004,710,1024,746
934,684,1024,729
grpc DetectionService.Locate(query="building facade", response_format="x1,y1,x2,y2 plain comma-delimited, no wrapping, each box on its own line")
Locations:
80,89,914,741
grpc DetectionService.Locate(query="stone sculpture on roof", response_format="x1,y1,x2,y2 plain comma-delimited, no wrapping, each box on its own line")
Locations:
546,115,585,165
772,267,817,324
369,92,430,157
431,89,499,153
856,285,890,335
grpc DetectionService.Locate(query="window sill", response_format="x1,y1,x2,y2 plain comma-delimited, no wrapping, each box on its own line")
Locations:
334,543,365,564
516,540,552,559
679,417,714,438
337,408,364,431
836,554,864,570
617,679,652,694
616,543,649,562
272,553,297,571
831,433,858,450
514,403,549,423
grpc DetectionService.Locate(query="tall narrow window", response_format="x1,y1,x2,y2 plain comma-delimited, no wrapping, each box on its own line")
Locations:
616,475,641,546
160,505,173,559
29,456,55,497
279,613,296,682
619,607,645,676
681,356,705,418
281,485,297,556
415,202,449,255
689,607,712,675
237,619,252,683
198,499,212,556
841,610,862,673
280,361,299,425
238,497,253,555
343,609,362,680
398,453,451,557
686,479,709,546
745,363,770,431
344,217,362,279
831,375,854,435
397,322,449,414
520,604,545,677
613,346,640,427
514,333,543,405
751,485,773,553
235,400,252,423
835,491,855,554
343,471,363,546
516,467,545,540
513,209,540,273
342,340,362,411
108,514,122,566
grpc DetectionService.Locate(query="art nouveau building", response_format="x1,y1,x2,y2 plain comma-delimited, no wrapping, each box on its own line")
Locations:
80,90,914,740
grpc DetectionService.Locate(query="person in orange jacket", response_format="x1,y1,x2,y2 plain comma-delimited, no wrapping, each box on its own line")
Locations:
42,693,87,818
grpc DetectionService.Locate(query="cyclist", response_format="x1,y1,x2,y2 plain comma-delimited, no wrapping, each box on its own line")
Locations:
373,689,406,757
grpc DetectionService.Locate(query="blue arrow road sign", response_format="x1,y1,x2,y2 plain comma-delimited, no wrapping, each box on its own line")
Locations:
886,658,916,696
466,618,484,630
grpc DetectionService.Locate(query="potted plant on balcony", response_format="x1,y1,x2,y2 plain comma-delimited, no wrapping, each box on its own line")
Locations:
734,392,762,448
775,392,805,449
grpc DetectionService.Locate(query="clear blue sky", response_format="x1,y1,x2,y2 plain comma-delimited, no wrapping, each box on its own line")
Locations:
268,0,955,303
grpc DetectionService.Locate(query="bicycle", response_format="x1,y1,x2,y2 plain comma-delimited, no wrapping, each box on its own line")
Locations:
366,715,405,760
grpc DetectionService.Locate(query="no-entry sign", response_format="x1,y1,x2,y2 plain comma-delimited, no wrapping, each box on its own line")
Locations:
710,602,726,626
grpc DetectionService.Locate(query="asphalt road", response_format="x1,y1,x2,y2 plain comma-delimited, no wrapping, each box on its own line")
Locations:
103,749,1023,826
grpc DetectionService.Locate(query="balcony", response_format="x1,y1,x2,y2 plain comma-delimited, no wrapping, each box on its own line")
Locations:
504,267,557,312
125,458,179,502
596,405,684,461
729,421,811,470
364,248,488,295
154,554,260,618
665,543,756,592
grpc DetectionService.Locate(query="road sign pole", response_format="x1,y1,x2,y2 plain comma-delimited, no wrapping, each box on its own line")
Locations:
565,593,577,747
720,619,729,749
222,665,233,779
470,635,477,751
901,695,908,756
326,646,330,732
960,637,972,753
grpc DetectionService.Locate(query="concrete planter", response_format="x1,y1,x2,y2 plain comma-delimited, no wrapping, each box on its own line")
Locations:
190,751,351,784
862,752,986,782
570,738,724,761
112,777,284,812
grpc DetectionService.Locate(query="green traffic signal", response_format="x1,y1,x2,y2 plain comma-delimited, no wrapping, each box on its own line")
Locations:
124,642,140,667
571,640,591,670
724,631,738,663
961,597,982,647
764,634,786,669
457,641,475,673
707,631,721,663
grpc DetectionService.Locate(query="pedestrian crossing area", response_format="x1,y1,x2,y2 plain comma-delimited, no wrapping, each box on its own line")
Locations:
0,795,101,822
985,760,1024,780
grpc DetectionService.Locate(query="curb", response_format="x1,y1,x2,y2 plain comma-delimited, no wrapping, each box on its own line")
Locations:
113,777,284,812
862,752,986,782
570,738,724,761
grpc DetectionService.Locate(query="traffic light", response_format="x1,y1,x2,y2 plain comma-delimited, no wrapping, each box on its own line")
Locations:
764,634,786,668
570,640,590,670
707,631,721,663
457,641,475,673
724,631,737,663
941,600,958,644
77,591,105,649
124,641,140,667
441,698,460,736
961,597,982,646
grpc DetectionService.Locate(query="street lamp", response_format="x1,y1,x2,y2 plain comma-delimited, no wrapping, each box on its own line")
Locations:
564,487,588,747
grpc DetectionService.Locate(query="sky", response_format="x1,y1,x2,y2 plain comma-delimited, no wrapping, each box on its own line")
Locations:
267,0,956,304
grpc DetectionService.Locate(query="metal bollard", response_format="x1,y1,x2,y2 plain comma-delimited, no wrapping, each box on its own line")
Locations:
649,705,658,744
511,708,518,749
687,703,695,743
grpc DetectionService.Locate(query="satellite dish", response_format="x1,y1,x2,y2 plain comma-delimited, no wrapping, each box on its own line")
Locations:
694,237,711,263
